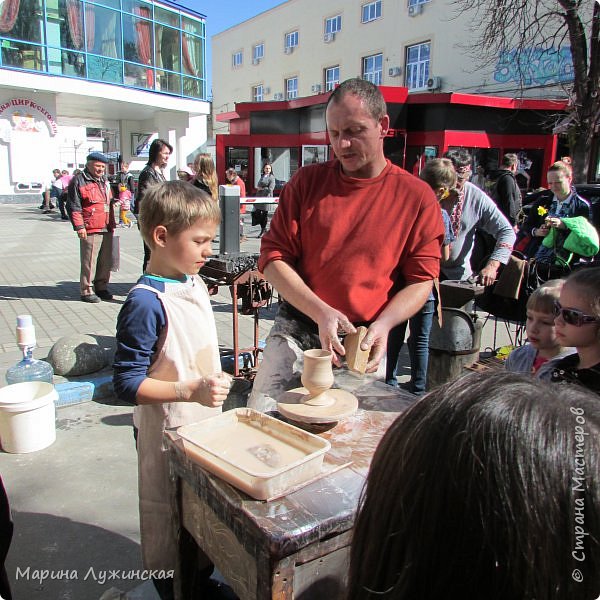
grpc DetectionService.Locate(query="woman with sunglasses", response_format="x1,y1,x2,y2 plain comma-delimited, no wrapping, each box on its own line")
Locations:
547,267,600,394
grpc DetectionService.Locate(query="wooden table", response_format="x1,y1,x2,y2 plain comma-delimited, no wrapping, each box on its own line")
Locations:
166,372,416,600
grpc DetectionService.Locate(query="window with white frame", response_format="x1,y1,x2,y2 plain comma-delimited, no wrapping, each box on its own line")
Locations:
253,44,264,61
285,31,299,49
325,15,342,34
286,77,298,99
325,66,340,91
362,53,383,85
408,0,430,5
405,42,430,89
361,0,381,23
253,84,264,102
232,50,243,67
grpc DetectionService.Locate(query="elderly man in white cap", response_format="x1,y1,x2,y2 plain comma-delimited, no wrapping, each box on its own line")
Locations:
67,151,116,303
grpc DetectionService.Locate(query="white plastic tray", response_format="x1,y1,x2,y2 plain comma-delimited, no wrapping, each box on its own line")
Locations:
177,408,331,500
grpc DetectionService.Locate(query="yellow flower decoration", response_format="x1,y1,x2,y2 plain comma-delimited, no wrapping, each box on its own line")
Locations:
537,206,548,216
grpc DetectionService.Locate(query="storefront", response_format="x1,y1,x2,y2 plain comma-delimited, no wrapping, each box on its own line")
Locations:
216,87,568,195
0,0,209,203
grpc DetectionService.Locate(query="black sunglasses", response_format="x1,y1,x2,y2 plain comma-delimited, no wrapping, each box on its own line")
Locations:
553,301,600,327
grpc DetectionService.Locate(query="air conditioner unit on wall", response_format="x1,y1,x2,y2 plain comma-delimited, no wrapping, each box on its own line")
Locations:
388,66,402,77
273,92,284,100
408,3,424,16
426,76,442,90
252,58,260,65
284,46,294,54
324,32,335,43
311,84,322,93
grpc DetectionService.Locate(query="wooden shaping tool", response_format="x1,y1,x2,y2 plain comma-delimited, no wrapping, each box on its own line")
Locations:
344,326,369,374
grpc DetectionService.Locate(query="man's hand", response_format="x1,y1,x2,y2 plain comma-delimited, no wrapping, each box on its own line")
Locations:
479,260,500,287
358,279,434,372
263,261,355,366
315,308,356,367
77,229,87,240
360,320,391,373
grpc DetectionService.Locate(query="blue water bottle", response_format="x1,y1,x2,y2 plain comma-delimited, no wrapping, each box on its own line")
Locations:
5,315,54,385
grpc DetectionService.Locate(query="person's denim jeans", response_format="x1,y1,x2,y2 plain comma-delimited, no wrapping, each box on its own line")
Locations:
386,298,435,394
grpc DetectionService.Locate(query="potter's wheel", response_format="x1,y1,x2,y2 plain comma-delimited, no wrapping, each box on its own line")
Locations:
277,387,359,424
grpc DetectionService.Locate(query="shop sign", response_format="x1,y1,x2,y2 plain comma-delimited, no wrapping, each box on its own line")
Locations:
131,132,157,158
0,98,58,137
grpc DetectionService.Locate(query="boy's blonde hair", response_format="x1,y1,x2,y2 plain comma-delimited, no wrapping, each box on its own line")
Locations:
526,279,564,313
139,180,221,248
419,158,457,192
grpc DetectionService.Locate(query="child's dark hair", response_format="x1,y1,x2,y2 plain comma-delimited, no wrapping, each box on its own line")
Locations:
564,267,600,320
348,371,600,600
526,278,564,313
138,180,221,248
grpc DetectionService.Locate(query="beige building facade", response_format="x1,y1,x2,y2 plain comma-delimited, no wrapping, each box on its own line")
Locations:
212,0,574,132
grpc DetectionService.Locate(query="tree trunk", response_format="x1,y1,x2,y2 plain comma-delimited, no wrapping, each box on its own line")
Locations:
569,131,589,183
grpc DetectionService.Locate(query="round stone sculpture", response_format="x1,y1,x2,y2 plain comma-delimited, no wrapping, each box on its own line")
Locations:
48,334,112,377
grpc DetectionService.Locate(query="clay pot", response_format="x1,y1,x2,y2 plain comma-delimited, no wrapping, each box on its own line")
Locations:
301,349,334,406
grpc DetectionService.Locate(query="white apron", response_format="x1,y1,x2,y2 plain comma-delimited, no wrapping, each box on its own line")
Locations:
134,275,221,572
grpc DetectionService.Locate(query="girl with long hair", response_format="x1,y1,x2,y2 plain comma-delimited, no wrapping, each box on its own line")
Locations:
193,153,218,201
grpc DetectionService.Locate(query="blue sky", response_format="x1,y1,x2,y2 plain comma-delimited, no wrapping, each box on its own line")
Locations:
178,0,287,97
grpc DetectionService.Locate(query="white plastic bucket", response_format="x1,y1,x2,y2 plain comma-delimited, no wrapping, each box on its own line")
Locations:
0,382,57,453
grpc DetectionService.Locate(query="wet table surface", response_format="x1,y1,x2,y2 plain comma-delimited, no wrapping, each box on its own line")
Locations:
166,370,417,599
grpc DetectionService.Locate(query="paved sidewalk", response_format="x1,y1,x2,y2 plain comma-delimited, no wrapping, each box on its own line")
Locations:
0,204,273,379
0,203,515,599
0,203,274,599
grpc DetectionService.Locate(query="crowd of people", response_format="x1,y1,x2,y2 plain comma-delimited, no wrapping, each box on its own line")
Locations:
22,76,598,600
43,139,266,305
387,151,598,394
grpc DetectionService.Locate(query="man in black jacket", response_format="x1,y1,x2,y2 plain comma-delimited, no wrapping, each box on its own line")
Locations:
491,153,521,227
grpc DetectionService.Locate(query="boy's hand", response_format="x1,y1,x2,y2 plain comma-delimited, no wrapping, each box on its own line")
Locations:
184,373,232,407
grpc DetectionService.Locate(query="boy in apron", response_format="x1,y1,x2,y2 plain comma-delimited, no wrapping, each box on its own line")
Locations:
113,180,232,599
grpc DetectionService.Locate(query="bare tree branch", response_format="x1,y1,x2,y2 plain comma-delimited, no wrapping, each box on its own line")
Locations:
450,0,599,180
